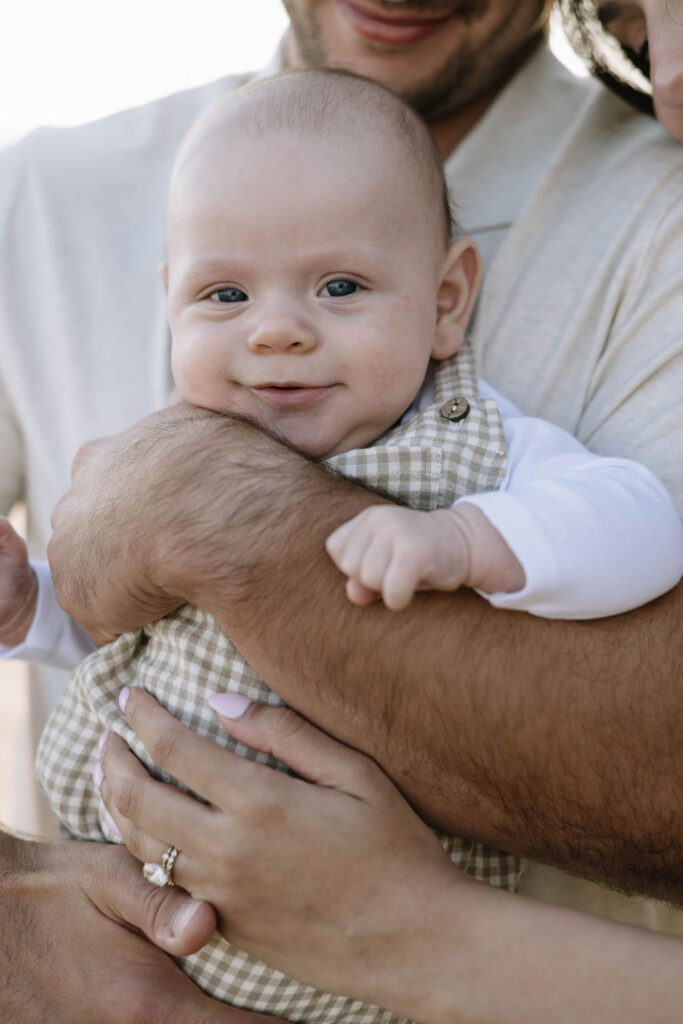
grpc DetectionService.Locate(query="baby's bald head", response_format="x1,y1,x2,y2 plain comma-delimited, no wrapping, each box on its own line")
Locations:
167,68,454,253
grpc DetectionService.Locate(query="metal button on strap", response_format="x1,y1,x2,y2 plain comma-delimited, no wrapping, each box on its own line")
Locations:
440,395,470,422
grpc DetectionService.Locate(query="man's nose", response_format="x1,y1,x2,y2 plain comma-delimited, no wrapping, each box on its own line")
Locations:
247,314,318,354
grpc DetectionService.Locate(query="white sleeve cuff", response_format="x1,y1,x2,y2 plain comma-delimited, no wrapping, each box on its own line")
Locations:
0,559,96,669
458,476,683,620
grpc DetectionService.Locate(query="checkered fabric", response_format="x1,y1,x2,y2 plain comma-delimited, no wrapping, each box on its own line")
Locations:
37,345,516,1023
329,341,507,508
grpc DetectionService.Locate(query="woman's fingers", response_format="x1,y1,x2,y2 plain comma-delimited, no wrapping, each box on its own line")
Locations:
99,729,211,869
120,687,284,808
124,686,392,805
208,695,391,800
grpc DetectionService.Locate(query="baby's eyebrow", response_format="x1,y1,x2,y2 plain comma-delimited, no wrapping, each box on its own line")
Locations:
177,258,239,289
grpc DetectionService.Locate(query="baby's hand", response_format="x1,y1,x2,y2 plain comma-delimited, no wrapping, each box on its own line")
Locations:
326,503,526,611
325,506,472,611
0,516,38,647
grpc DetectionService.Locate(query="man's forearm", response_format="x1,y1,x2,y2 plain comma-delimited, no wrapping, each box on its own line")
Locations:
213,510,683,899
51,411,683,899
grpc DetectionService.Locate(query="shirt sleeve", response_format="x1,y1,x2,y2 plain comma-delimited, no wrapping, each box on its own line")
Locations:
458,383,683,619
0,560,96,669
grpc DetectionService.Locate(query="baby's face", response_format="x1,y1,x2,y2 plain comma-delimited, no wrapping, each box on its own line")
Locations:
166,127,451,459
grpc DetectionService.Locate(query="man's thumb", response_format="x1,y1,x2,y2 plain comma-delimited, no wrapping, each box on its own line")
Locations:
105,847,217,956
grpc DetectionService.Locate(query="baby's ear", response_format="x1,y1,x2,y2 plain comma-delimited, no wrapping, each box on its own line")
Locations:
158,262,169,294
432,238,481,360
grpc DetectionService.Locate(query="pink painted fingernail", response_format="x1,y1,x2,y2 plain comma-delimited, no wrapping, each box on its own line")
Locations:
92,761,104,790
104,811,122,841
208,693,252,719
98,729,111,754
119,687,131,712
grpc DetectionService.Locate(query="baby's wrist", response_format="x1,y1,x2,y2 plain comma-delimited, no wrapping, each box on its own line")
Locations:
449,503,525,595
0,568,39,648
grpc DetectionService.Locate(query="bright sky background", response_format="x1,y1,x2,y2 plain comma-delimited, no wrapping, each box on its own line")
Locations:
0,1,289,146
0,2,583,148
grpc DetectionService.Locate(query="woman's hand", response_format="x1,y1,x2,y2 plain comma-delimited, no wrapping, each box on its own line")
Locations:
99,688,460,1019
99,689,683,1024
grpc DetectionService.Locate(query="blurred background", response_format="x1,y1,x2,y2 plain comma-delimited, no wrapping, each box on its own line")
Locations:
0,1,583,833
0,1,583,147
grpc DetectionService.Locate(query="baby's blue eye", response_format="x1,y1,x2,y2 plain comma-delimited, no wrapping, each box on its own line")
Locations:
210,287,248,303
320,279,358,298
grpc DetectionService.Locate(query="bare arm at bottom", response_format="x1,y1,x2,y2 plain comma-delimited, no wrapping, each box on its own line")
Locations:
0,828,281,1024
49,409,683,900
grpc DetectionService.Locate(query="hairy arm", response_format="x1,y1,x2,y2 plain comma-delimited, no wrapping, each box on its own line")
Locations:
49,407,683,901
0,827,282,1024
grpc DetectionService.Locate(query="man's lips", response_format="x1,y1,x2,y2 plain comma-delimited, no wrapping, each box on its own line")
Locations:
336,0,454,46
250,384,337,409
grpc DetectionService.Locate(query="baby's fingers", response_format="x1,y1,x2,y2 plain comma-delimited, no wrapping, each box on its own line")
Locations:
345,579,381,606
381,549,423,611
325,517,357,566
326,519,373,579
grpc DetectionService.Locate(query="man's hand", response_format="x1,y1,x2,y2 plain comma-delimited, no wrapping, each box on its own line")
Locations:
48,405,366,642
0,830,284,1024
48,406,219,644
0,516,38,648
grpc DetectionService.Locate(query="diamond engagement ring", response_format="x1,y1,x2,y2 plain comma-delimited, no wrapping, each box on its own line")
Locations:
143,845,179,887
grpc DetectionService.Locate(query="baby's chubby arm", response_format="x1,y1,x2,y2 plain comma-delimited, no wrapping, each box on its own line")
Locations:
327,387,683,619
0,515,37,647
326,503,524,611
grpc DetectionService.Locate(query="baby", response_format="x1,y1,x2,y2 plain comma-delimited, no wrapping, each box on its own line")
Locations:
2,69,680,1024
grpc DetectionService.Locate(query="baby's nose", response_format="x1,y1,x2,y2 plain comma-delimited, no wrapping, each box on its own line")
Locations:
247,317,318,354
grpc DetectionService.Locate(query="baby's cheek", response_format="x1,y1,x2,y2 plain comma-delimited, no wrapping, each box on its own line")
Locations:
171,341,217,405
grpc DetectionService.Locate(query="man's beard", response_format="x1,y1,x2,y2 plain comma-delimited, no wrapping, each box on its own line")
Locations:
282,0,544,123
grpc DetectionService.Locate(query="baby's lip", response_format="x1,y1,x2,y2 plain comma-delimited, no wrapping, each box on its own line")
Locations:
249,383,337,409
253,382,329,388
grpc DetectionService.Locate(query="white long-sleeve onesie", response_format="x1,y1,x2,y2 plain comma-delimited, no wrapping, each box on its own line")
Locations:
3,379,682,670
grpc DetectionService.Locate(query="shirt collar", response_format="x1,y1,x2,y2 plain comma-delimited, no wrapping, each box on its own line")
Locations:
445,43,596,236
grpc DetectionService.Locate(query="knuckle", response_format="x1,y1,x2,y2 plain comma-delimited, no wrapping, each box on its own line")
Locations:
120,823,145,861
353,753,383,790
144,726,180,770
360,568,381,590
264,704,308,743
230,779,283,834
109,772,141,821
70,441,95,477
213,840,242,884
140,880,180,938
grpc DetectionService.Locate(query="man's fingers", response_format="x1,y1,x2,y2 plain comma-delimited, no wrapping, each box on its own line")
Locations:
68,435,116,481
90,842,217,958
